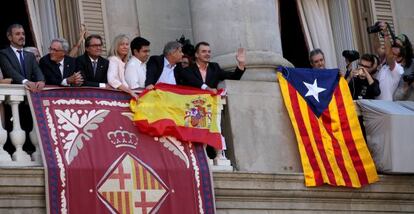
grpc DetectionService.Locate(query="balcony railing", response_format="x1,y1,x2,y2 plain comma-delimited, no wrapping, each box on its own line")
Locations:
0,85,232,170
0,85,41,166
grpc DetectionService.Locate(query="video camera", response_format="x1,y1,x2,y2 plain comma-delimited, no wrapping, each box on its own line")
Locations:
342,50,360,63
367,21,396,45
367,22,382,34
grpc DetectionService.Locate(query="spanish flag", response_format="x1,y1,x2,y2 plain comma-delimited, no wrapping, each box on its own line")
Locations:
277,67,378,188
130,83,223,149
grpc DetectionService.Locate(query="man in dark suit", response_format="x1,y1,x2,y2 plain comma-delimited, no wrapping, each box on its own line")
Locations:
39,38,83,86
145,41,184,89
76,34,109,88
180,41,246,91
179,41,246,159
0,24,44,92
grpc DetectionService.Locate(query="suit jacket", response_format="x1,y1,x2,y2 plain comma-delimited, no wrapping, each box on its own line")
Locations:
145,55,183,86
0,47,44,84
75,53,109,87
180,62,245,88
39,54,77,86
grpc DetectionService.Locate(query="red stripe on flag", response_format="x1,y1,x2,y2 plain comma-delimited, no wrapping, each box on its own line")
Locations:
125,192,131,214
307,106,337,185
151,175,156,190
334,88,369,185
109,192,114,205
117,191,122,211
133,161,141,189
287,84,324,185
143,170,148,189
321,109,352,187
135,119,223,149
322,109,332,132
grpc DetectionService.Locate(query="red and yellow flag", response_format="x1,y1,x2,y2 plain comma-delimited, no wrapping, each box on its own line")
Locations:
130,83,223,149
277,68,378,188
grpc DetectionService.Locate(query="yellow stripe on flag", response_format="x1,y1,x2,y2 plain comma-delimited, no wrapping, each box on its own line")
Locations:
297,90,331,185
278,73,316,186
315,109,344,186
131,90,221,132
130,158,137,190
338,78,378,183
146,170,152,189
327,91,361,187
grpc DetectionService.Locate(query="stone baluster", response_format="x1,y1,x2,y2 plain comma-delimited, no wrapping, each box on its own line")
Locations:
30,119,42,164
8,95,31,162
212,98,232,171
0,96,11,162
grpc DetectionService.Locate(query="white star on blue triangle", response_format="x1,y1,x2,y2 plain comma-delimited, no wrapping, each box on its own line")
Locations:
303,79,326,102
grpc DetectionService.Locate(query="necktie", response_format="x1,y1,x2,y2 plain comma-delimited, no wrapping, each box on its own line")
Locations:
16,50,27,78
92,61,97,76
57,63,63,77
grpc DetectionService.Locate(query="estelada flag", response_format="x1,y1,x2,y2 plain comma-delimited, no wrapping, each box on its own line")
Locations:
130,83,224,149
277,67,378,188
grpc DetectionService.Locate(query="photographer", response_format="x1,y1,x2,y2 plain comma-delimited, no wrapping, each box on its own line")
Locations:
342,50,360,79
369,21,404,101
347,54,381,100
393,34,414,101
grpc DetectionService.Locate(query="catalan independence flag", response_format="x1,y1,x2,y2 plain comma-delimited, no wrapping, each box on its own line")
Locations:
130,83,223,149
277,67,378,188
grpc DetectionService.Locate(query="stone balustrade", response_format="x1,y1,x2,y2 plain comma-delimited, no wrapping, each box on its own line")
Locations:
0,85,41,166
0,85,233,170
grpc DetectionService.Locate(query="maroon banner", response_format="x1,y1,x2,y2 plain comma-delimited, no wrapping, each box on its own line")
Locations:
29,88,215,214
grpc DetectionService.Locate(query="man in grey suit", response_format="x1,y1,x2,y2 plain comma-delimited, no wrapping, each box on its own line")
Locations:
0,24,44,92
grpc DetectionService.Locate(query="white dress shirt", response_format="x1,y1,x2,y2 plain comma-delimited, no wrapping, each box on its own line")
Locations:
59,59,69,86
125,56,146,89
107,56,128,89
376,63,404,101
157,58,176,85
10,46,27,84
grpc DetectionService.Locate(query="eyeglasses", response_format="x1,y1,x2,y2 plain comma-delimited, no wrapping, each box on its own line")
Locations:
49,47,64,52
88,44,103,48
358,63,371,69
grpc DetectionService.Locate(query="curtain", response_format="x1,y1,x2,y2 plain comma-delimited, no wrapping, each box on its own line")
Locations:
296,0,338,68
26,0,59,55
329,0,357,72
26,0,43,53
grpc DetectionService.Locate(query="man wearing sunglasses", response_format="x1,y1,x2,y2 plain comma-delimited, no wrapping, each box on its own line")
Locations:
347,54,381,100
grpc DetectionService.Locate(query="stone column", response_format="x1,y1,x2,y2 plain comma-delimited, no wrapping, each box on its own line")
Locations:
190,0,302,174
190,0,292,81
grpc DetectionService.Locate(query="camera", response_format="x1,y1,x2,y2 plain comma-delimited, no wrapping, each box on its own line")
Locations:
367,22,382,34
367,21,397,46
342,50,360,62
355,68,364,77
403,73,414,84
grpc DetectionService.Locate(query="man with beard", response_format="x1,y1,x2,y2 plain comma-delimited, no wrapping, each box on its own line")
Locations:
180,41,246,92
347,54,381,100
0,24,44,91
